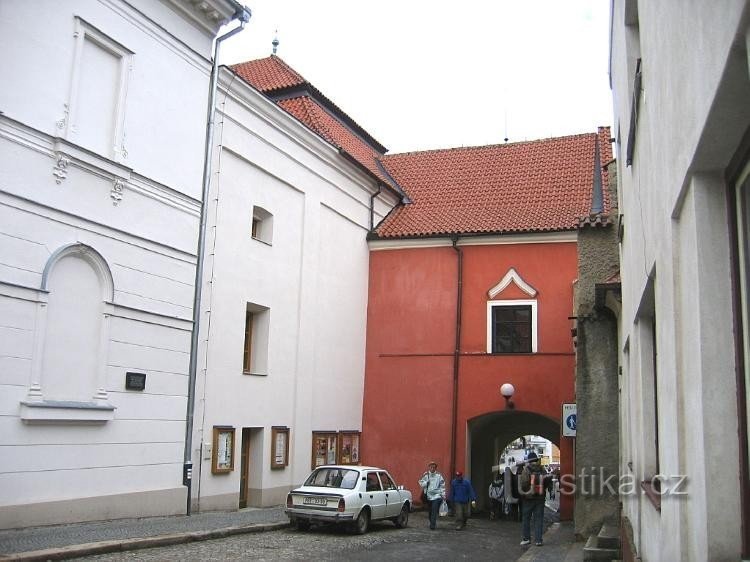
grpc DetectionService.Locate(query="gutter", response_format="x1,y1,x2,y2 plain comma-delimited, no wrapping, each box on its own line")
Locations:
369,186,382,231
184,5,251,516
450,235,464,479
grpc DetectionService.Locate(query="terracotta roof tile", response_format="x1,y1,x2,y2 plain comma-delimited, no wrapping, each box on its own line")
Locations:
231,55,305,92
277,96,392,185
376,130,611,238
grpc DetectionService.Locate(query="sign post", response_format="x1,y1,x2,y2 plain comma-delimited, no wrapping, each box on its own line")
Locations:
562,403,577,437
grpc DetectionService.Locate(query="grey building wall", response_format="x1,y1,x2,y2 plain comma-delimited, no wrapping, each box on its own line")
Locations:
574,162,621,537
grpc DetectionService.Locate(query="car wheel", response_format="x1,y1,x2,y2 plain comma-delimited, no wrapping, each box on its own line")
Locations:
393,504,409,528
295,519,310,531
354,508,370,534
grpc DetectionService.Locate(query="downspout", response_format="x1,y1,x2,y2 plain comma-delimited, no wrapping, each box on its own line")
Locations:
450,235,464,479
184,6,251,516
369,185,383,231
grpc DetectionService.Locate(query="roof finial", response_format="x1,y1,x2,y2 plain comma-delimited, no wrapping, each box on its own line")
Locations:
272,31,279,55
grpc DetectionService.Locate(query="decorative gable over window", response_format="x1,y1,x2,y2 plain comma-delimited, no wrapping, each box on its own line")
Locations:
486,268,538,354
487,267,538,300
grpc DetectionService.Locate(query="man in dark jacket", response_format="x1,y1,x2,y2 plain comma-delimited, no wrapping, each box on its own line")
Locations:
448,471,477,530
518,452,549,546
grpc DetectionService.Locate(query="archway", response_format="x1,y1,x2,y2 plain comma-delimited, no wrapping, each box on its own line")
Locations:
468,409,571,519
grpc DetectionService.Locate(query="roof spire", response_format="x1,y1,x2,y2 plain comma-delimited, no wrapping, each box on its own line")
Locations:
272,31,279,55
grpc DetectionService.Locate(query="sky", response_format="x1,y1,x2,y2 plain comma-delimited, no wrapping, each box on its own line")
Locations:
219,1,613,155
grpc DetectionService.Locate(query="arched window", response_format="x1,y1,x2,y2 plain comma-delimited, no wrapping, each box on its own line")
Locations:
22,244,115,422
251,206,273,245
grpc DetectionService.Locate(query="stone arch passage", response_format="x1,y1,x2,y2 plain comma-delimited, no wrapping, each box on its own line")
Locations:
468,410,561,513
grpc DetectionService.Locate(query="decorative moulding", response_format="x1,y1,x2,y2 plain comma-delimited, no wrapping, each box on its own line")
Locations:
20,399,116,424
111,178,126,205
487,267,538,299
52,153,71,184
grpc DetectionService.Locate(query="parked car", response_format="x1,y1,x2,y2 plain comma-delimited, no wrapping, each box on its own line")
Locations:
285,465,412,534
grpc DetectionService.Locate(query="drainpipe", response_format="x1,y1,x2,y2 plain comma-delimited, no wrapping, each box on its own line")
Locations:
184,6,251,517
369,185,383,231
450,235,464,479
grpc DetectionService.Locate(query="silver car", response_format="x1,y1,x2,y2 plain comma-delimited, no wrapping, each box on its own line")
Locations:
285,465,413,534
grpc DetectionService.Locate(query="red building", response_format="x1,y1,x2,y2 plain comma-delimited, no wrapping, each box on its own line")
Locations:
362,130,611,520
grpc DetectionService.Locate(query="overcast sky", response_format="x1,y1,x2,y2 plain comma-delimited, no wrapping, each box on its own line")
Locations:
219,1,613,154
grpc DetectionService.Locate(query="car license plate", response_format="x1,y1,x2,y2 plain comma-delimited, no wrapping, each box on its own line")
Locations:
303,497,327,505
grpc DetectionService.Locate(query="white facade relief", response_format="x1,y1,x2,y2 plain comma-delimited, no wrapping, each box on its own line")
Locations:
487,267,539,299
52,153,71,184
0,0,243,528
110,178,126,205
610,1,750,559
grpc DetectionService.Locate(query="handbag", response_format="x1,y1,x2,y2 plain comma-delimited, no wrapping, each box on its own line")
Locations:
439,499,449,517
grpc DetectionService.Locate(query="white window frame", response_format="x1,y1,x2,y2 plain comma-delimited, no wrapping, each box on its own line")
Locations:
65,17,132,162
486,299,538,354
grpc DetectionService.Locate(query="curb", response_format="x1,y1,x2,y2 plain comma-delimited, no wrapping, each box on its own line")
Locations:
0,521,290,561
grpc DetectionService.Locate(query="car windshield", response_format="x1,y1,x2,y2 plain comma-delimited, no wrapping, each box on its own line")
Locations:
304,468,360,489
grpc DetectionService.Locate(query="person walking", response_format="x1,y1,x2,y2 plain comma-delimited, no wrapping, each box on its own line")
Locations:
448,471,477,530
418,461,446,530
518,451,549,546
488,472,504,520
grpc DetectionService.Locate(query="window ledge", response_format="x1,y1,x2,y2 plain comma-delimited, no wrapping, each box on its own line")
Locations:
20,400,116,424
640,479,661,512
242,371,268,377
251,237,272,247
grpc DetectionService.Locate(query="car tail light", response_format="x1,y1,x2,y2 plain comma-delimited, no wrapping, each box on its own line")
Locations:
337,498,345,512
287,494,293,508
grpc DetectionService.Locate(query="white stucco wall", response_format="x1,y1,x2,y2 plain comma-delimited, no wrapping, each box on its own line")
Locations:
0,0,228,528
191,70,399,510
610,1,749,560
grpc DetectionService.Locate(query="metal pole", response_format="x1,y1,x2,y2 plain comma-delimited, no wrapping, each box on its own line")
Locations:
184,8,250,516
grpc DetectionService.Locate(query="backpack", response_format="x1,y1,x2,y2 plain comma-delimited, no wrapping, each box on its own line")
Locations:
530,473,545,496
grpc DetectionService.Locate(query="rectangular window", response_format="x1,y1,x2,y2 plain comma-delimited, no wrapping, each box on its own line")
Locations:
487,300,537,353
636,273,660,511
67,18,131,161
243,310,253,373
251,206,273,245
242,303,270,375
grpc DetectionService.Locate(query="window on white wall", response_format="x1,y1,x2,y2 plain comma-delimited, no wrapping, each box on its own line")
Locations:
67,18,132,160
487,300,537,354
242,303,269,375
251,206,273,245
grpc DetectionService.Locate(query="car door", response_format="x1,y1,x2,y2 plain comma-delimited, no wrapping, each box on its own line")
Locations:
378,471,402,517
364,471,387,519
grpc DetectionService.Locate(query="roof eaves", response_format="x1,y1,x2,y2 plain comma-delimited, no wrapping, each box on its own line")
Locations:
372,225,581,241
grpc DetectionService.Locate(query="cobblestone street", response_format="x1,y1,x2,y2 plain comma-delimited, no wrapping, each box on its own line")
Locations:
69,510,555,562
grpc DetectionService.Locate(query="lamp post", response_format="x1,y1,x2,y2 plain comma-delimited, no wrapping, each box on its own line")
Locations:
501,383,515,410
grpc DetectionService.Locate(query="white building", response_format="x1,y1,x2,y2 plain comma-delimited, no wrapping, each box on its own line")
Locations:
610,1,750,560
189,56,401,510
0,0,246,527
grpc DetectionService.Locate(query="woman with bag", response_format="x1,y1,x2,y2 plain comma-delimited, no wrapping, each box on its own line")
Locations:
418,461,446,530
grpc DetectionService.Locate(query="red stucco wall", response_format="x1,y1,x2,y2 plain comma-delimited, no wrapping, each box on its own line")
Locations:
361,241,577,519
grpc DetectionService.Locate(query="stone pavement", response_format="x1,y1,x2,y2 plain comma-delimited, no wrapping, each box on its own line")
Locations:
0,506,582,561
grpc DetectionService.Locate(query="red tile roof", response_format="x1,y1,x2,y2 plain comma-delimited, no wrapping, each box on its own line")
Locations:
232,55,306,93
375,129,612,238
276,96,393,185
230,56,395,188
